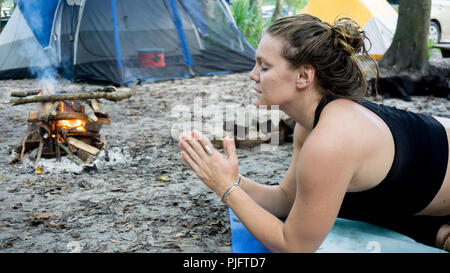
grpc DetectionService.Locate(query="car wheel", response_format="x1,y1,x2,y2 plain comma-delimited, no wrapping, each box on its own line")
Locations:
429,21,441,43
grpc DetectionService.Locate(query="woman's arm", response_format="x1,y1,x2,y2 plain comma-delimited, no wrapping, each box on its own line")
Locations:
179,119,360,252
238,123,310,218
225,125,356,252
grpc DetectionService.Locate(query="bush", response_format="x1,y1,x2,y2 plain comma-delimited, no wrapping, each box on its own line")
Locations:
230,0,271,48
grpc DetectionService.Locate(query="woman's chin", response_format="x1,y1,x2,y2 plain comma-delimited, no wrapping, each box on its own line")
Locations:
255,100,279,110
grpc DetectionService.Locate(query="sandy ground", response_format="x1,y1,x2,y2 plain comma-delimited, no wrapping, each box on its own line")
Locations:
0,57,449,253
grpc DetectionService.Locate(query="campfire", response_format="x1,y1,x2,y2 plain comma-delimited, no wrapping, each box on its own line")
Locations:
7,84,134,166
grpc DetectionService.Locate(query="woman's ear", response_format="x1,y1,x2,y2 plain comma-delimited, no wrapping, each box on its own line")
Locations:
296,65,315,89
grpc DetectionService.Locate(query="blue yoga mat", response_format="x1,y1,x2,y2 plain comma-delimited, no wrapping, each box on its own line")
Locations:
229,209,448,253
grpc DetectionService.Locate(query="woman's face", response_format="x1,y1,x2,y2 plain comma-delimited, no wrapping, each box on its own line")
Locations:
249,33,299,108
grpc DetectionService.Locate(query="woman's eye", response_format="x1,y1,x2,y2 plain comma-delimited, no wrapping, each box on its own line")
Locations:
261,66,268,71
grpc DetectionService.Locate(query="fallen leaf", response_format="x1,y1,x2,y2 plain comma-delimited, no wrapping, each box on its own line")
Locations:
13,165,20,169
157,176,170,182
35,166,44,174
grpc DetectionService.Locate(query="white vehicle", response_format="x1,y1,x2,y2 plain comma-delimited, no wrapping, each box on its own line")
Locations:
429,0,450,43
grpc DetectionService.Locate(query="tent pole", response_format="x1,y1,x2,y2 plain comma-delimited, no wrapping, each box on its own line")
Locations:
111,0,124,82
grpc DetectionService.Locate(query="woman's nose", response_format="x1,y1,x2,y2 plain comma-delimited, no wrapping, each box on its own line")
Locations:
249,65,259,82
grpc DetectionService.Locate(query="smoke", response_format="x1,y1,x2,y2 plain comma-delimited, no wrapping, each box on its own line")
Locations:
17,0,59,92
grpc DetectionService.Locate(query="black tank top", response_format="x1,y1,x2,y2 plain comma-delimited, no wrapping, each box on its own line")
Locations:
313,96,448,218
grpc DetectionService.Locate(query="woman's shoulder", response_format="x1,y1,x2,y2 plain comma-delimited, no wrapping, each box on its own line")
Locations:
307,98,378,157
315,98,368,133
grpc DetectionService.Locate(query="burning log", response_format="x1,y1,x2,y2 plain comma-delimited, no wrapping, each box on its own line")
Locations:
10,84,127,165
80,101,98,122
28,111,110,125
5,90,134,106
41,102,60,122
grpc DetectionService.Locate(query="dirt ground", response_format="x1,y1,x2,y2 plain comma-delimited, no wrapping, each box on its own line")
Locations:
0,56,449,253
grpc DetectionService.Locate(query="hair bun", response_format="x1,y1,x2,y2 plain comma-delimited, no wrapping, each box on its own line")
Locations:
331,17,365,54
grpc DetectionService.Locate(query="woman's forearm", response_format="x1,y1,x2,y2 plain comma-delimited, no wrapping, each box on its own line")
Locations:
226,186,289,252
239,175,293,218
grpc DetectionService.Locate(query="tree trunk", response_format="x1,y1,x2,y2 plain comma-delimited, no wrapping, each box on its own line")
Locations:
272,0,284,21
378,0,431,75
249,0,262,19
0,0,3,33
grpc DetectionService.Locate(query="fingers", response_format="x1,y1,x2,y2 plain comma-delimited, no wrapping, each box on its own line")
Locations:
180,151,200,174
179,133,205,166
179,131,214,157
191,130,214,155
223,136,237,160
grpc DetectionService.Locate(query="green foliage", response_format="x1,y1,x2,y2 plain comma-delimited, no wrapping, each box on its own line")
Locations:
427,40,441,59
2,0,15,10
285,0,309,14
230,0,310,48
230,0,271,48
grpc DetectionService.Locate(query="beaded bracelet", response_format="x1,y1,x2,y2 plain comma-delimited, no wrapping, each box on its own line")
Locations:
221,175,242,203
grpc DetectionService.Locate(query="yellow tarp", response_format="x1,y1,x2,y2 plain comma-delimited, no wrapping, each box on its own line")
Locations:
300,0,398,59
301,0,397,27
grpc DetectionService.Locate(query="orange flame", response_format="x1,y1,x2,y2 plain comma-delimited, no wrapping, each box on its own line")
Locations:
57,119,86,131
60,101,65,112
56,101,87,131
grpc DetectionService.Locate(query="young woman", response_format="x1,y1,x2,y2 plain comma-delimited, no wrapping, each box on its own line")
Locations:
177,14,450,252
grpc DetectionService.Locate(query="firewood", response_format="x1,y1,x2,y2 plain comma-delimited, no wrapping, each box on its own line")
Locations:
20,131,37,160
57,141,84,165
10,86,117,98
41,101,60,122
10,89,41,97
28,111,38,122
64,130,99,138
84,122,102,133
25,148,39,161
77,149,96,163
38,101,55,121
55,130,61,162
90,99,101,111
81,101,98,122
67,137,100,155
35,137,44,166
5,90,134,105
28,111,110,124
90,99,108,116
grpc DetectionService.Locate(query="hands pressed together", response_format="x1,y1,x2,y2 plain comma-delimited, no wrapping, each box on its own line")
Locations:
178,130,240,200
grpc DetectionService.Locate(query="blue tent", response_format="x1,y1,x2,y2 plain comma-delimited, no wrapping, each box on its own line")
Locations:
0,0,255,85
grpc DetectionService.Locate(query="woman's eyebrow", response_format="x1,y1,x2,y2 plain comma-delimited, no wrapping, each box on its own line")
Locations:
256,56,271,65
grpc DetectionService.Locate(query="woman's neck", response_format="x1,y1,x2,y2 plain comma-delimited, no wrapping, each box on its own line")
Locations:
281,90,323,132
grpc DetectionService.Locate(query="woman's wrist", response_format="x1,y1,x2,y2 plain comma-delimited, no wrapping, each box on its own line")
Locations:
221,175,242,203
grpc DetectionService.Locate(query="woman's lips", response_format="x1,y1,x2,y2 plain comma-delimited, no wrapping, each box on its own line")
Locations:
254,88,262,94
